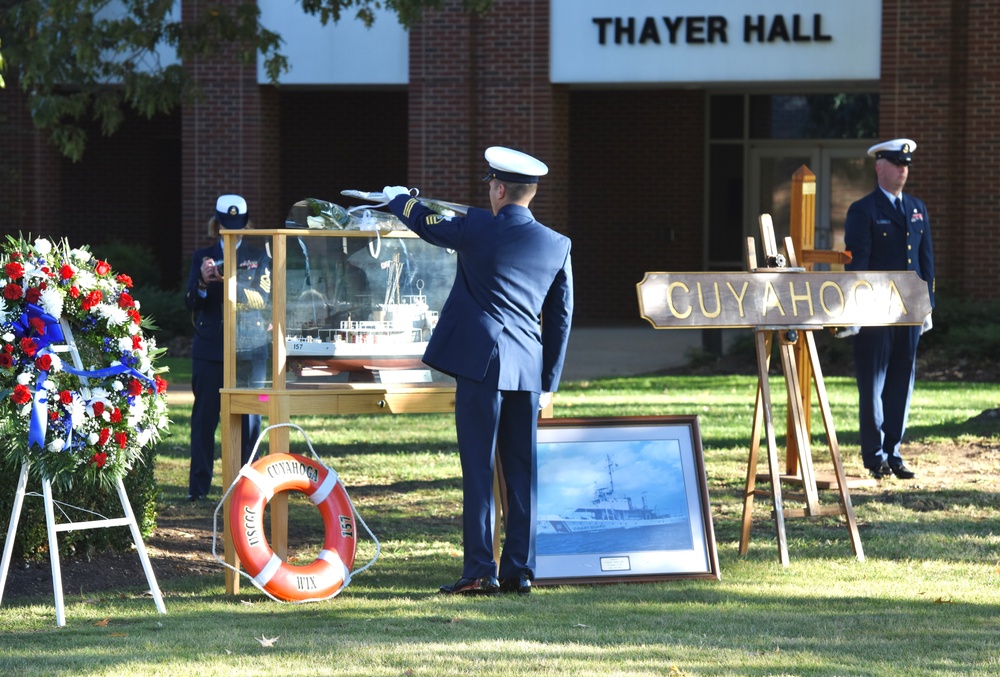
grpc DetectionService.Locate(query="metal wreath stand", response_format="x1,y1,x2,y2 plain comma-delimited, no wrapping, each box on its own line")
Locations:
212,422,380,603
0,320,166,627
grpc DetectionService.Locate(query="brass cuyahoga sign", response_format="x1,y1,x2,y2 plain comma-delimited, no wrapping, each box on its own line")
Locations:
637,271,932,329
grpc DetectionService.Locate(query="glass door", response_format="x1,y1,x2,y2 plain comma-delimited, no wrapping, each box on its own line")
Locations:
748,143,875,269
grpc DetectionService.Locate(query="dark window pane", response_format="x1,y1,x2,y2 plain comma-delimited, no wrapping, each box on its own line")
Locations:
708,144,745,267
750,94,879,139
710,94,744,139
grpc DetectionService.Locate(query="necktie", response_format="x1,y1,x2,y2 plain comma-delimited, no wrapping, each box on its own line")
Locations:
895,197,904,218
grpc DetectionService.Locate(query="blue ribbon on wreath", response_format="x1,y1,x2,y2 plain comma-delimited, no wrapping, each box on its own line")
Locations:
15,303,156,450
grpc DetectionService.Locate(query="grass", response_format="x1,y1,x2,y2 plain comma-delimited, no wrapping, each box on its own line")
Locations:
1,372,999,675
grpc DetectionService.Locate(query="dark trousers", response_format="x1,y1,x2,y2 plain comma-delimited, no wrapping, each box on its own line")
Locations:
188,357,263,497
454,355,539,580
853,325,921,469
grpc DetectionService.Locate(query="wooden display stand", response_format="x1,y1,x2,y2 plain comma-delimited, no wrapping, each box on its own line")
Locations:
738,215,863,565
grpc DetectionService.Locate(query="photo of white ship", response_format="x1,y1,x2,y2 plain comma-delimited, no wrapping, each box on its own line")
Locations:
536,439,693,556
538,453,686,534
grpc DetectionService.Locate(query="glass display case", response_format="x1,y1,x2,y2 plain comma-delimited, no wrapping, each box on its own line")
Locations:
225,225,457,388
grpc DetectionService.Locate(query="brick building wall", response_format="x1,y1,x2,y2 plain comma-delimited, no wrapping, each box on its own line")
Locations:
880,0,1000,300
569,90,706,324
407,0,569,233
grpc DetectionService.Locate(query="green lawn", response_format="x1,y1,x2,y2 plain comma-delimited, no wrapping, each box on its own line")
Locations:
1,373,998,676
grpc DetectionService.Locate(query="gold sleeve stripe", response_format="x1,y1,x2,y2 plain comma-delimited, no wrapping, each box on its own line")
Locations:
402,198,419,218
427,215,443,225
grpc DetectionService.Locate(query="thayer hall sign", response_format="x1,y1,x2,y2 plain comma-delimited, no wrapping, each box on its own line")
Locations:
550,0,881,85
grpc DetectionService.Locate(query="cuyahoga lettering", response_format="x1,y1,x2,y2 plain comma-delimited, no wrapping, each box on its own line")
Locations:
592,14,831,45
265,458,320,484
638,272,932,329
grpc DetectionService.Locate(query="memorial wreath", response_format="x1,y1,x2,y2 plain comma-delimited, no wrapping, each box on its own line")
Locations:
0,236,169,491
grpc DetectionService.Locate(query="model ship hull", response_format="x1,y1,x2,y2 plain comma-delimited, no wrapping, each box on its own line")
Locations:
287,338,429,373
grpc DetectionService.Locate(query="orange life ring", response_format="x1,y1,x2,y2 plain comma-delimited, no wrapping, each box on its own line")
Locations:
229,452,357,601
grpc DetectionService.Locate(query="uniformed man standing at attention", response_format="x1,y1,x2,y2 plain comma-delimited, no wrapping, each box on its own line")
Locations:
384,147,574,595
844,139,935,480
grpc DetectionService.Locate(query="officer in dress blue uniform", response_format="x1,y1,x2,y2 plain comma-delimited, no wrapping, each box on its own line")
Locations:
385,147,574,595
844,139,935,480
185,195,272,501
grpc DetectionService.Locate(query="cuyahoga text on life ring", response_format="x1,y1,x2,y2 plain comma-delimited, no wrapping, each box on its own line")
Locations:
637,271,932,329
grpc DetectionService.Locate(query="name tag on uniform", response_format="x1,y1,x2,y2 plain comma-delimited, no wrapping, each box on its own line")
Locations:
876,219,892,225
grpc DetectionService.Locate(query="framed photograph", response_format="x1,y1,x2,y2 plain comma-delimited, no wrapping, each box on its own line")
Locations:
533,416,719,585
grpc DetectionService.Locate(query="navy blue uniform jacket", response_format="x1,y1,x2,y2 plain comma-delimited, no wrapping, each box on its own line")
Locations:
389,196,574,393
844,189,935,308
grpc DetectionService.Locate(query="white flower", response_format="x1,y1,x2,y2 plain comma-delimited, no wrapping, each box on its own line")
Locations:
136,428,154,447
70,247,92,262
87,432,99,445
111,380,124,392
75,270,97,291
117,337,133,354
0,298,10,325
2,332,14,343
42,378,57,392
97,304,129,326
39,287,65,319
34,238,53,256
16,373,32,386
68,394,86,428
47,438,65,452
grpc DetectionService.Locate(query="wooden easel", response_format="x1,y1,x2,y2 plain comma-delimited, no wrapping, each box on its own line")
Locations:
738,215,864,565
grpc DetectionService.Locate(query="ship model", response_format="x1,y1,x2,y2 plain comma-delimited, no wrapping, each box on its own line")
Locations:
538,454,686,534
285,252,438,375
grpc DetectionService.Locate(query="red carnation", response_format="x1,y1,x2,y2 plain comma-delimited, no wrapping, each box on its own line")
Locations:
92,401,105,417
24,287,41,304
126,378,143,396
29,317,47,335
20,337,38,357
11,384,32,406
110,407,122,423
69,285,81,298
115,273,133,287
155,374,168,394
117,292,134,309
60,264,74,281
127,309,141,324
90,452,108,468
34,354,52,371
132,335,143,350
59,390,73,405
94,260,111,276
115,431,128,449
81,290,102,310
4,262,24,279
98,428,111,446
3,283,22,300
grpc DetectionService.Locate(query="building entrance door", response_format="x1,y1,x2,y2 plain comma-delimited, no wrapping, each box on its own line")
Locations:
749,143,875,268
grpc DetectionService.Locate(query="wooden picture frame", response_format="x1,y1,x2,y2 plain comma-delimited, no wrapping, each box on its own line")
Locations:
533,416,720,585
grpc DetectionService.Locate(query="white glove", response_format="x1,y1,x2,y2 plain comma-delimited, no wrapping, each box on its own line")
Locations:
538,391,553,411
834,326,860,339
921,313,933,335
382,186,411,201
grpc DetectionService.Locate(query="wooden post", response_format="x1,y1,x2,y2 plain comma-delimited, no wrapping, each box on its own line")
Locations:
786,166,816,476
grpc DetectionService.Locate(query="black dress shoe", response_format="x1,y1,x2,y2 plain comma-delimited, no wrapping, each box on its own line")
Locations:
889,463,916,479
439,576,500,596
867,462,892,479
187,493,206,502
499,574,531,595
